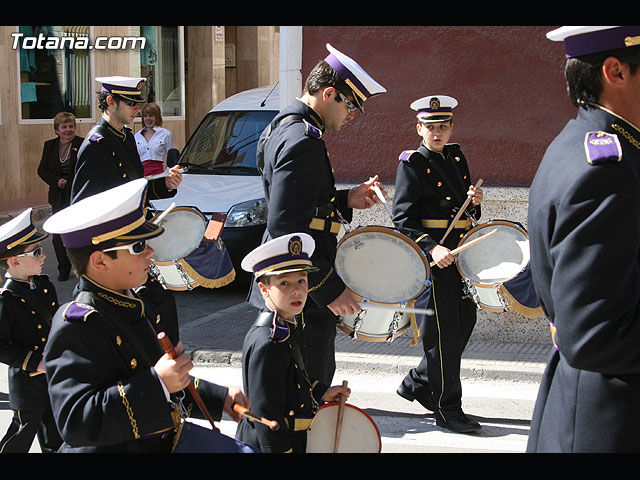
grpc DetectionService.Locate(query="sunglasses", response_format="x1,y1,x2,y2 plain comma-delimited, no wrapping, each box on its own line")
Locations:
103,240,148,256
114,95,141,107
1,246,44,260
338,92,359,113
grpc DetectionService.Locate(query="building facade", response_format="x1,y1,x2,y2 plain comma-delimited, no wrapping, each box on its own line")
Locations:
1,25,572,209
0,25,279,210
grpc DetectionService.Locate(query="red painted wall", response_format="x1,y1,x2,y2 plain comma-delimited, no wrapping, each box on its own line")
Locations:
301,26,576,187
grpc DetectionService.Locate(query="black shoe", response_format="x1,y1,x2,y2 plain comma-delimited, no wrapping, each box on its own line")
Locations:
435,414,481,434
58,272,69,281
396,384,436,412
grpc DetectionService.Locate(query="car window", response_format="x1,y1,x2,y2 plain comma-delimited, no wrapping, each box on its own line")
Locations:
179,110,277,175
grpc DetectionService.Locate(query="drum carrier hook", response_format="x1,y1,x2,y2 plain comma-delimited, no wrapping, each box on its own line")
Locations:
350,299,406,343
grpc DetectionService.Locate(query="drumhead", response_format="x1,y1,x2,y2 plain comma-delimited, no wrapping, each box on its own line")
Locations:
148,206,206,262
335,226,429,304
306,403,381,453
456,221,529,285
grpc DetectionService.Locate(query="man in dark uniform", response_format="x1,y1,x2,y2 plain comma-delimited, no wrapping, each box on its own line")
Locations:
248,43,386,385
0,209,63,453
42,179,251,453
527,26,640,452
70,77,183,318
392,95,484,433
71,76,182,204
236,232,350,452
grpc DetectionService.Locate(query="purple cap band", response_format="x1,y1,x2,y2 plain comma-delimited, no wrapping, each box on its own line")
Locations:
60,208,143,248
0,225,35,253
253,251,310,275
325,53,369,99
101,84,139,93
418,107,453,114
564,26,640,58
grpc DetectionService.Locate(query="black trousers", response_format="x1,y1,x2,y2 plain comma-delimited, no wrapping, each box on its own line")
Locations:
400,270,477,421
51,204,71,276
0,405,62,453
301,301,337,386
52,234,71,276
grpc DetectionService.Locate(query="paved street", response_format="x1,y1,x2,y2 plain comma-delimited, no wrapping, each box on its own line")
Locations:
192,365,538,453
1,362,538,454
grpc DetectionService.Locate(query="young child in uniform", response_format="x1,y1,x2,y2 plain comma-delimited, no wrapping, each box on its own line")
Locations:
41,178,252,453
236,233,351,452
0,208,63,453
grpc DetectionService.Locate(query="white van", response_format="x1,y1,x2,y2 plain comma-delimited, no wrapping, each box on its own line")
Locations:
150,85,279,272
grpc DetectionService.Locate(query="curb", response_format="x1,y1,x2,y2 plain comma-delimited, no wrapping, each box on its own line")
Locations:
186,347,546,384
180,300,550,384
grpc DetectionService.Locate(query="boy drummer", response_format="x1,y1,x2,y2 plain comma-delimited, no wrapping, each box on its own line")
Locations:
236,233,350,452
42,178,250,452
392,95,483,433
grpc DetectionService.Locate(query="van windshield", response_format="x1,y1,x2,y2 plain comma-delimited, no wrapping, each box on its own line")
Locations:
179,110,277,175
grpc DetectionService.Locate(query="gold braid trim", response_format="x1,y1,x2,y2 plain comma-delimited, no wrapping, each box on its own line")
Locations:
496,285,544,319
97,291,137,309
21,351,33,371
176,259,236,289
117,381,139,439
7,229,37,250
309,266,334,292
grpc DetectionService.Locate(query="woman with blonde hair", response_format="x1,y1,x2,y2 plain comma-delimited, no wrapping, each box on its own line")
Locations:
135,102,175,176
37,111,84,281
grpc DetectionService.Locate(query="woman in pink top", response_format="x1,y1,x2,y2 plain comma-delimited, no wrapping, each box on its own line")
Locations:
135,102,174,176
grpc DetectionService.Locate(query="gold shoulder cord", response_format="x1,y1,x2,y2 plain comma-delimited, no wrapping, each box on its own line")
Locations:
611,124,640,151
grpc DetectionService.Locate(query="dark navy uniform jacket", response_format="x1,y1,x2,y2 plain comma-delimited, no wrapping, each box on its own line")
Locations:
393,142,480,281
236,311,329,453
249,100,353,309
0,275,58,410
43,275,228,453
71,117,175,204
527,104,640,452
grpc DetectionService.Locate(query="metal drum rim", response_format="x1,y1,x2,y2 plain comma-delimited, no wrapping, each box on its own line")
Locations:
456,220,530,286
336,225,431,303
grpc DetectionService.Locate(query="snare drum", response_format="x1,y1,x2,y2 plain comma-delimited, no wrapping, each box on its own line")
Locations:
456,220,531,313
148,206,235,291
334,226,430,343
306,403,381,453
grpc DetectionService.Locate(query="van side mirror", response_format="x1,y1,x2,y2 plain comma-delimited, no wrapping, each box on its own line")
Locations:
166,148,180,168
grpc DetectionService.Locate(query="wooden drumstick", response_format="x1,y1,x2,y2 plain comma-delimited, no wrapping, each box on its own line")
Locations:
356,303,434,315
430,228,498,267
152,202,176,225
373,185,393,221
233,404,279,430
157,332,220,432
334,380,348,453
440,179,483,245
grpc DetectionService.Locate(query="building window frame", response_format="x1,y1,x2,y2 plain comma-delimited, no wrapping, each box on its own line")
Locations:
15,25,185,125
